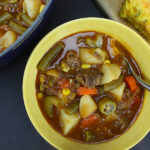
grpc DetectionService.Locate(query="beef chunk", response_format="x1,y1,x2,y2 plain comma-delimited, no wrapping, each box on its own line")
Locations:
66,50,80,71
76,69,103,88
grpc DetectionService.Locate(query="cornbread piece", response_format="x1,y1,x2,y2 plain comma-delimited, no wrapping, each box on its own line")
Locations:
119,0,150,39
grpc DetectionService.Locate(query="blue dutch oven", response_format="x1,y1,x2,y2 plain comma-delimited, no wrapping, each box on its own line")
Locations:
0,0,55,67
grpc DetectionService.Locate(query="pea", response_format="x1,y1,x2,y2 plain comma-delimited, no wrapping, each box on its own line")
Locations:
37,42,65,72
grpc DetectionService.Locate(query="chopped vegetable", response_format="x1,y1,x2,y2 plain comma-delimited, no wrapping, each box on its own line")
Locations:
85,34,103,48
48,79,53,86
84,130,95,143
63,88,71,96
21,13,34,25
81,114,100,128
79,95,97,118
109,82,126,100
43,96,60,118
44,96,60,107
125,75,138,92
68,92,76,101
5,0,18,3
100,63,121,85
23,1,27,13
104,75,124,91
24,0,42,19
57,91,68,103
104,59,110,64
105,113,118,121
112,46,120,56
99,98,116,115
0,12,13,24
39,74,46,82
40,82,44,91
60,109,80,135
9,21,27,35
77,87,97,95
39,4,45,13
81,64,91,69
65,101,79,114
61,63,70,72
37,42,64,71
79,48,107,64
49,104,54,118
58,79,70,89
0,30,17,51
45,69,59,78
37,92,43,99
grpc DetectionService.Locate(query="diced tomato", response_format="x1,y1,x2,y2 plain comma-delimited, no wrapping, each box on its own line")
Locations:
125,75,138,92
77,87,97,95
58,79,70,89
81,114,100,128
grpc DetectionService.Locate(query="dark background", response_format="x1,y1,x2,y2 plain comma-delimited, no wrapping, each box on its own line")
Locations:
0,0,149,149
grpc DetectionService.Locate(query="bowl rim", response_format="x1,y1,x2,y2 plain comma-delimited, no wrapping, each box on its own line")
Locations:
0,0,54,57
23,17,150,150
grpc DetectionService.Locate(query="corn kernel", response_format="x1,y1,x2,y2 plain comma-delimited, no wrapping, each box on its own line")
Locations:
39,4,45,13
61,63,70,72
81,64,91,69
63,88,71,96
37,92,43,99
104,60,110,64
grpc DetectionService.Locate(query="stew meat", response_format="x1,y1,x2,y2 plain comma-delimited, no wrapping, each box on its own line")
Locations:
36,31,143,143
0,0,48,52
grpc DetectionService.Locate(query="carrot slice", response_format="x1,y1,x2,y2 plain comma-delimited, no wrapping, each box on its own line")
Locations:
77,87,97,95
81,114,100,128
125,75,138,92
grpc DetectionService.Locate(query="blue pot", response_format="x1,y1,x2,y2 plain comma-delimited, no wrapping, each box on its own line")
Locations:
0,0,55,68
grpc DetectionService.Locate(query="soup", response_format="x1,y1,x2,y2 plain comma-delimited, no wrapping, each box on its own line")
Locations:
0,0,48,52
36,31,143,143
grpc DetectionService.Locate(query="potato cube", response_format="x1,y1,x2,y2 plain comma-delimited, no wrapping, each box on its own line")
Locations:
60,109,80,135
79,95,97,118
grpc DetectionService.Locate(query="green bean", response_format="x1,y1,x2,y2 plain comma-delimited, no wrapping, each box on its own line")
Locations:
65,101,79,114
37,42,65,72
21,14,34,26
0,0,17,4
104,75,124,91
7,0,18,3
9,21,27,35
0,12,13,24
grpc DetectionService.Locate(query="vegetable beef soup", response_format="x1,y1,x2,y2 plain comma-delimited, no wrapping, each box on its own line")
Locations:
36,31,143,143
0,0,49,52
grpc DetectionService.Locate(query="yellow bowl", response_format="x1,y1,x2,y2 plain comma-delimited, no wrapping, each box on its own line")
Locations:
23,18,150,150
